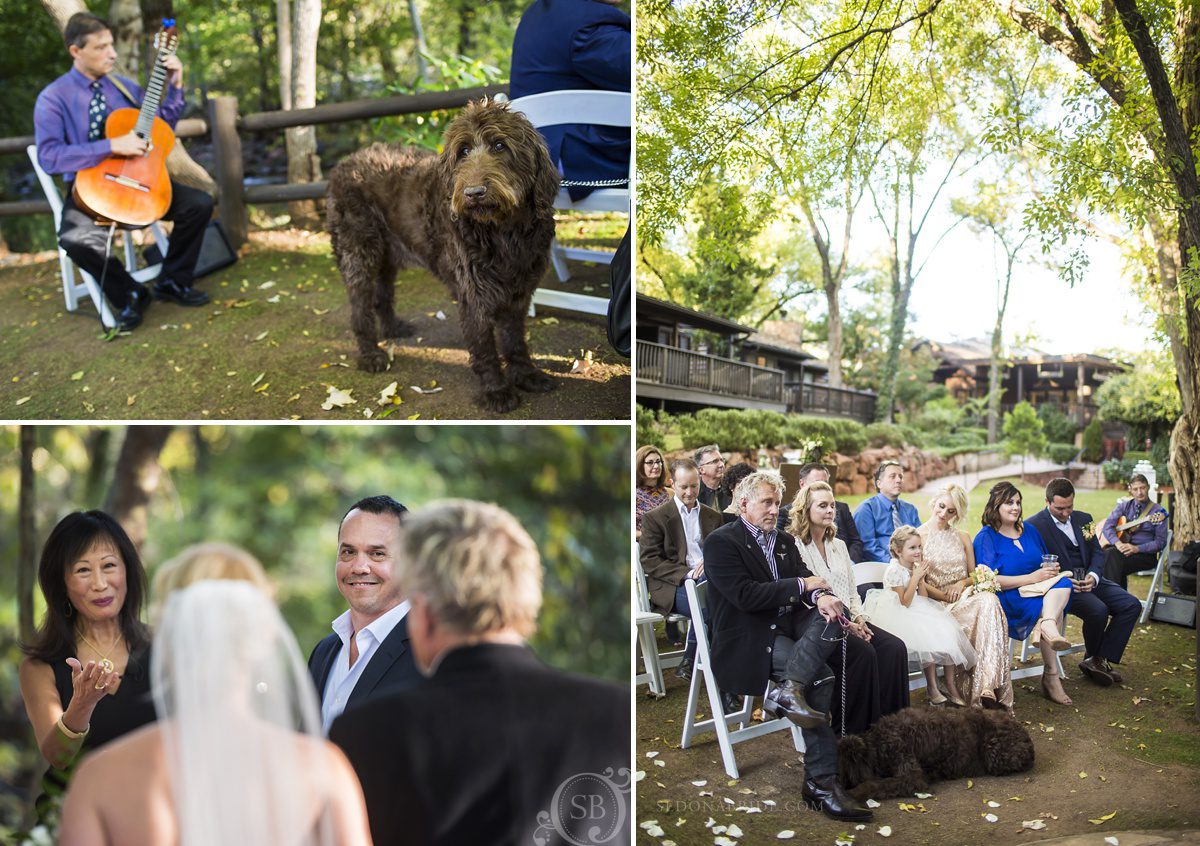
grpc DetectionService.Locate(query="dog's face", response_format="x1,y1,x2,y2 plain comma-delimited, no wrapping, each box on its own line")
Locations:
441,99,560,224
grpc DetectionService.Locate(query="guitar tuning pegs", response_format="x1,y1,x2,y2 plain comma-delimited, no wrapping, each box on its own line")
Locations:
163,18,175,27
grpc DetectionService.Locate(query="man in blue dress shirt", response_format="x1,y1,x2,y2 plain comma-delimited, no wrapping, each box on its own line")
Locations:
853,459,920,562
34,12,213,332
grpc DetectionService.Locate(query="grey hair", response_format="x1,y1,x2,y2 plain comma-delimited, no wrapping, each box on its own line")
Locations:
734,471,785,508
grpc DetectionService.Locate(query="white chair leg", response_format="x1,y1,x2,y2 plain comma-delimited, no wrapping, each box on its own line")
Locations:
59,251,79,311
549,236,571,282
638,622,666,697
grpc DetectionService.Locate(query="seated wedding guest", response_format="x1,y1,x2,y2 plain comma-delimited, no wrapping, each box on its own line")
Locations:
788,463,866,562
331,500,629,846
150,541,274,626
1028,478,1140,687
789,482,910,733
635,445,672,539
918,485,1012,711
719,461,756,523
854,460,919,562
704,471,871,821
19,511,157,822
639,459,722,682
1101,474,1169,589
973,481,1075,706
694,444,732,511
863,527,977,707
60,580,372,846
309,495,421,734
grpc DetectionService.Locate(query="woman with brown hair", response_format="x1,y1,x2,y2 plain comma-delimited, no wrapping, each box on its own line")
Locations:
789,482,910,733
972,481,1075,705
635,445,671,538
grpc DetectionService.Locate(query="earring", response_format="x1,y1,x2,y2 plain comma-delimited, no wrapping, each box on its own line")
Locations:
64,600,74,618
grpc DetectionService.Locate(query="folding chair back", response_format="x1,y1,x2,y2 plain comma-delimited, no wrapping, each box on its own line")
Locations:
679,579,803,780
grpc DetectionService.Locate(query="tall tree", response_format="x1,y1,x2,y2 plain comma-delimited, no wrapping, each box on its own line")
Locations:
280,0,323,226
104,426,172,548
108,0,142,79
18,427,37,644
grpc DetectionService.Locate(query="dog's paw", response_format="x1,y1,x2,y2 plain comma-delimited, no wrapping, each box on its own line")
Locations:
357,349,391,373
383,316,416,339
512,368,557,394
480,385,521,413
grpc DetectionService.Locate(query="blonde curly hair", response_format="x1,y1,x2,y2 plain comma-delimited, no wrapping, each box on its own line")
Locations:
787,481,838,544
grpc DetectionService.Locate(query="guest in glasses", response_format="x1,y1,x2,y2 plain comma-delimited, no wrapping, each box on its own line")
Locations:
853,460,919,563
635,445,672,539
693,444,731,512
790,482,910,734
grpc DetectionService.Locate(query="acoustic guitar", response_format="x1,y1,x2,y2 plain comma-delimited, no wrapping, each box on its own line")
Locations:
1114,509,1165,543
73,20,178,227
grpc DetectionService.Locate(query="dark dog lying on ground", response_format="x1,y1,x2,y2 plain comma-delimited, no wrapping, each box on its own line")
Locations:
838,706,1035,800
326,99,559,412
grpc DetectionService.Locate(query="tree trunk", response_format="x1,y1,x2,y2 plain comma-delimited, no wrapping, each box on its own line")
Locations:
18,427,37,645
248,2,273,113
286,0,323,227
104,426,173,549
987,317,1004,444
276,0,293,111
407,0,428,83
108,0,142,80
83,427,113,506
458,3,475,57
825,283,844,388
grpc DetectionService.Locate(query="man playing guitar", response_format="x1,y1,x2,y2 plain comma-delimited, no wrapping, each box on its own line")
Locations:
33,12,212,332
1101,473,1169,589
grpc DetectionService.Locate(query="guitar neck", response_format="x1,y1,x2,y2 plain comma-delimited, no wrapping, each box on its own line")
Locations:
133,53,172,139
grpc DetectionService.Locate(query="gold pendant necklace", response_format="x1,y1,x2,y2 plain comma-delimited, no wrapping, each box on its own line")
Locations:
77,630,123,674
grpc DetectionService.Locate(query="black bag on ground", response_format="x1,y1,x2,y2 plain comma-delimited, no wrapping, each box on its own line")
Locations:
1180,540,1200,574
607,225,630,357
144,219,237,279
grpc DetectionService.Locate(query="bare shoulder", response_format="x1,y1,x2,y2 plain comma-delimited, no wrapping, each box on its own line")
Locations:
18,657,55,704
957,529,972,545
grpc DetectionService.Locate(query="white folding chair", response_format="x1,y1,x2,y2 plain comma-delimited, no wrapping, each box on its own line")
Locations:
634,552,688,697
28,144,168,329
1139,527,1174,624
679,579,804,780
506,90,630,315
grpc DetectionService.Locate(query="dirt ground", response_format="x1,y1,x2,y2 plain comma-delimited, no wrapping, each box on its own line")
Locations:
0,217,629,420
636,574,1200,846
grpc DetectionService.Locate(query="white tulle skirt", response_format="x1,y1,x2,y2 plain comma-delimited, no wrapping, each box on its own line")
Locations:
862,589,978,672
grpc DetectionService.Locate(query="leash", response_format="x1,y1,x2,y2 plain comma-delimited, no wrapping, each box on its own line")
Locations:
559,177,628,187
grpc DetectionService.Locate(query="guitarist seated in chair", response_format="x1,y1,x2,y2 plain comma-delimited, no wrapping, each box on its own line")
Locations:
1101,473,1169,590
33,12,212,332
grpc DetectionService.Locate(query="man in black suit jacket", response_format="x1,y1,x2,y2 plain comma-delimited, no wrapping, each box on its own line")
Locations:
309,495,421,733
331,499,629,846
1026,478,1140,686
704,471,871,822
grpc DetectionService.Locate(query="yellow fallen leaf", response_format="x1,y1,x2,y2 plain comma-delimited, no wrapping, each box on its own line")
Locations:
253,330,269,341
251,372,265,387
1089,812,1117,825
377,382,399,406
321,385,356,410
1079,772,1088,779
966,780,974,789
254,382,270,393
70,371,84,381
15,396,31,405
127,395,137,406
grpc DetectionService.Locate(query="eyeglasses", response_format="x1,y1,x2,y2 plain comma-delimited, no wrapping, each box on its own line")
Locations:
700,456,726,467
643,458,663,466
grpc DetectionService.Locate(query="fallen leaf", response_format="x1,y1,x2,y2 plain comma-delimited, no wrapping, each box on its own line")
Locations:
312,307,330,315
258,281,275,289
541,316,559,325
654,760,665,768
914,793,932,799
712,825,726,835
1089,812,1117,825
127,395,136,406
691,781,707,787
15,396,31,405
409,385,444,394
878,826,892,837
983,813,998,823
727,824,743,838
320,385,356,410
966,780,974,789
1022,820,1047,831
254,382,270,393
634,771,645,782
1079,772,1088,779
251,372,265,387
775,832,794,840
70,371,84,381
435,310,447,320
267,294,281,303
253,330,269,341
865,799,880,809
1104,838,1120,846
713,838,737,846
987,801,1000,808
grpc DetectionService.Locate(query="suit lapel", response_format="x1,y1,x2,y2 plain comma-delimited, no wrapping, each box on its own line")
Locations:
348,615,412,707
666,506,687,560
733,521,777,581
313,635,338,695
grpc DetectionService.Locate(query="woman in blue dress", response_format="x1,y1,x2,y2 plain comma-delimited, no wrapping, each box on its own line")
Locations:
973,481,1075,706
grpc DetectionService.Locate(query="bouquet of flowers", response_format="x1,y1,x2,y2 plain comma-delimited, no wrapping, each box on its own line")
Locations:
1081,520,1098,541
971,564,1000,594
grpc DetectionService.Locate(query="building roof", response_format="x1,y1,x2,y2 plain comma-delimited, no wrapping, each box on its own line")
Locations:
918,337,1122,370
636,293,755,335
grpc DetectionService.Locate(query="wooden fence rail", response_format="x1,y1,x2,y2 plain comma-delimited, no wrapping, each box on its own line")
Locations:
0,84,509,248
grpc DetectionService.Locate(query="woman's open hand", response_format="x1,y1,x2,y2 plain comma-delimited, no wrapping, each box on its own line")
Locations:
66,657,119,715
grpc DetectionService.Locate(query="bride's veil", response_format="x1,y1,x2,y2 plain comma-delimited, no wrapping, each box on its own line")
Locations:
152,580,333,846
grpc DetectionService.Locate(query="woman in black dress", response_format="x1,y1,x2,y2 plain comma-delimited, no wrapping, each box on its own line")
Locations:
18,511,156,814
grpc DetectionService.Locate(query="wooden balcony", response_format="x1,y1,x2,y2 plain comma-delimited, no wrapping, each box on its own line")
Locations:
789,383,877,423
636,341,786,411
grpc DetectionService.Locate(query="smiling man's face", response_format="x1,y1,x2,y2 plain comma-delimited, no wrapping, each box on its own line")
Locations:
336,509,404,625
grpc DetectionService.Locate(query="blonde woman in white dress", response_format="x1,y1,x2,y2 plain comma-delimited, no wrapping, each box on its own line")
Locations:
789,482,911,734
918,485,1014,712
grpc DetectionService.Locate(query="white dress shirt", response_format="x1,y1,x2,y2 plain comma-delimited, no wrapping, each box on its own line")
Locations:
1053,515,1098,585
675,495,703,574
320,599,410,733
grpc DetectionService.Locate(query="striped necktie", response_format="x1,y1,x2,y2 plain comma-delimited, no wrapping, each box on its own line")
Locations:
87,80,107,141
892,502,902,531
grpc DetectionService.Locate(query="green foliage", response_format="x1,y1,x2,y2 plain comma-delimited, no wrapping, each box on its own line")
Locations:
1102,454,1172,487
372,52,505,151
673,409,867,455
1002,401,1048,462
1037,404,1078,445
1082,418,1104,463
1094,350,1181,440
1048,442,1080,464
636,406,669,452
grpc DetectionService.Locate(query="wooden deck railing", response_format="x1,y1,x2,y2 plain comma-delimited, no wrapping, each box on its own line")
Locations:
789,382,877,423
637,341,784,403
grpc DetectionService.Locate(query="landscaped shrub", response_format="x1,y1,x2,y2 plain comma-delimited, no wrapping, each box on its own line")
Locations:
1037,405,1079,444
782,415,867,455
673,409,868,454
1081,418,1103,462
1102,459,1125,484
636,406,670,451
863,422,906,448
1048,442,1080,464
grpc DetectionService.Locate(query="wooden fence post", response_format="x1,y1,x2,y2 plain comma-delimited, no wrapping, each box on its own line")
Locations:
208,95,248,249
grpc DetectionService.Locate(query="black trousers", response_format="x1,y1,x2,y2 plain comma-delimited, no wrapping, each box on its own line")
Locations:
58,179,214,308
1103,547,1158,590
829,623,910,735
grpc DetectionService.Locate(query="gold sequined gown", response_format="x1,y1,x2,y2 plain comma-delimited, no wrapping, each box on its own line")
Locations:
922,526,1014,710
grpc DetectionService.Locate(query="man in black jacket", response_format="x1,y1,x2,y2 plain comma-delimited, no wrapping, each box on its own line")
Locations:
331,499,629,846
704,470,872,822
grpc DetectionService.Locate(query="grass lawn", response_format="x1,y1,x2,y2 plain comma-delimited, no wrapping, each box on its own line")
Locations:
0,212,629,420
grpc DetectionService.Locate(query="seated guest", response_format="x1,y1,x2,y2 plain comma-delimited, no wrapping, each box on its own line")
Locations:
918,485,1013,711
640,458,723,680
854,460,919,563
1101,474,1169,589
331,500,629,846
789,482,910,733
973,482,1075,706
704,471,871,821
1028,478,1140,687
694,443,732,512
510,0,630,201
635,444,671,539
719,461,756,523
780,463,866,562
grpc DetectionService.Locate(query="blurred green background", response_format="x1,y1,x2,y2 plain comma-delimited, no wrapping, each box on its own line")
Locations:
0,423,631,831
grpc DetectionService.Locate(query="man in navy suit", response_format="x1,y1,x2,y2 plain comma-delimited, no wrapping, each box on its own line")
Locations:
1027,478,1140,687
308,495,421,732
510,0,630,201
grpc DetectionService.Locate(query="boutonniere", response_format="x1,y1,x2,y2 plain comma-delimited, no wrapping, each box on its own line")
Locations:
1081,520,1098,541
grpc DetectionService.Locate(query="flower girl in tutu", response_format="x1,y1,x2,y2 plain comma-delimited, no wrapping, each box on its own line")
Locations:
863,526,977,706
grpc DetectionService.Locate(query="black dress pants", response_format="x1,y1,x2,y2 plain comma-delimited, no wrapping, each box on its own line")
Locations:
1102,547,1158,590
58,179,213,308
829,623,910,735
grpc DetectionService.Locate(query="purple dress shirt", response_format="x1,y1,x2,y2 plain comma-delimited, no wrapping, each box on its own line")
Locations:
1102,498,1168,554
33,67,184,181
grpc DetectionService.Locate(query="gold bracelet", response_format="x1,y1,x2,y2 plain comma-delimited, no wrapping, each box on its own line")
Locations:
57,715,89,741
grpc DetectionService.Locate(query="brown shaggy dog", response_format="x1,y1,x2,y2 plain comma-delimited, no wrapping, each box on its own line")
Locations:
838,707,1035,800
326,99,560,412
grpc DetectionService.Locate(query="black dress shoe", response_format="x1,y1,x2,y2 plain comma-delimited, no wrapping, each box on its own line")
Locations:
154,277,210,306
129,283,152,313
674,657,693,682
762,679,829,728
802,775,873,821
1101,658,1124,685
1079,655,1115,687
116,305,142,332
720,691,742,714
